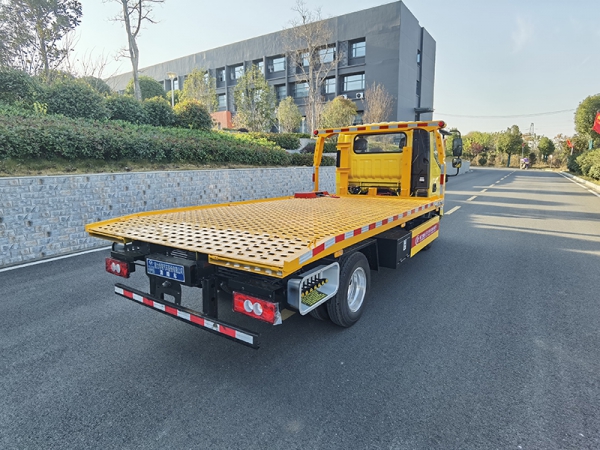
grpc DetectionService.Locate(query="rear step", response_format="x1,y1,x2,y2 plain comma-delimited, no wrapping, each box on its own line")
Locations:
114,283,260,349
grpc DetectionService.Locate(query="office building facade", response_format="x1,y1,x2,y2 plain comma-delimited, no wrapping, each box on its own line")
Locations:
107,1,436,130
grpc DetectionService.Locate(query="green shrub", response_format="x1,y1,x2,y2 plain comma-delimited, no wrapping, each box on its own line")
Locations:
0,67,41,106
478,156,487,166
106,95,148,124
143,96,175,127
575,149,600,178
125,76,166,100
248,132,300,149
567,154,581,174
80,76,112,95
300,140,337,154
589,164,600,180
174,99,212,130
44,79,108,120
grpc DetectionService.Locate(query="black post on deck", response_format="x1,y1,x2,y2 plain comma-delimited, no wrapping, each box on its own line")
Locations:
201,277,218,318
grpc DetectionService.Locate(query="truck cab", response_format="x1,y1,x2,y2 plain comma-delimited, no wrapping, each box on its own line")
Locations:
312,121,448,201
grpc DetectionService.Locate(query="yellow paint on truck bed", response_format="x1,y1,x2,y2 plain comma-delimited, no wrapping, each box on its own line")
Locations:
86,195,442,278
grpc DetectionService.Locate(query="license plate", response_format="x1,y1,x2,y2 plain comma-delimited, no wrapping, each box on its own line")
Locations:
146,259,185,282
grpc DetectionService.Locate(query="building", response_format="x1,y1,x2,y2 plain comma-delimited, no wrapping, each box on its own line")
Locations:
107,1,435,130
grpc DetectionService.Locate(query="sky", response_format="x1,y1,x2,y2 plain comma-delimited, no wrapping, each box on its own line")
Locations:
73,0,600,138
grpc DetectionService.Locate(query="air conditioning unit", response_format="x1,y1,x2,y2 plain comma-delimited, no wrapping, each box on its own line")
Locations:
355,92,364,99
341,94,348,99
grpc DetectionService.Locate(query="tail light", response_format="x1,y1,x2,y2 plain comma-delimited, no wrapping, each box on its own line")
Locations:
233,292,281,325
105,257,131,278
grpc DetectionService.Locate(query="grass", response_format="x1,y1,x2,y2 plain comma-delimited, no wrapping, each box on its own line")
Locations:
0,157,275,177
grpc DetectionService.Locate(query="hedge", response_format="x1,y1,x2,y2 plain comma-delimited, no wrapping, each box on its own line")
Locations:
0,103,334,167
248,132,301,150
573,149,600,180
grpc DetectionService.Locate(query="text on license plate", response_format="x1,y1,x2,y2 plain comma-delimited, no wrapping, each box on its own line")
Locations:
146,259,185,282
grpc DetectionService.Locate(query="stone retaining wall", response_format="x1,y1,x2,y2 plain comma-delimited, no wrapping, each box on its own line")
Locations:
0,167,336,268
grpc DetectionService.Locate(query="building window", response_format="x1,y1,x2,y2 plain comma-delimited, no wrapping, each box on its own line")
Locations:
295,82,308,98
417,49,421,65
275,84,287,101
217,94,226,109
254,60,264,73
269,56,285,73
319,47,335,63
173,79,179,90
343,73,365,92
350,40,366,58
216,68,225,82
230,64,244,80
301,52,309,67
324,77,336,94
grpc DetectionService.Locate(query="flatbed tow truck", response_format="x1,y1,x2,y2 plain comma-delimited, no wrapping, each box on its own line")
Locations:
85,120,463,348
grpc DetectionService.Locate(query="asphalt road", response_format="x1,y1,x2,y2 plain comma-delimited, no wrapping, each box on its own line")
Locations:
1,168,599,449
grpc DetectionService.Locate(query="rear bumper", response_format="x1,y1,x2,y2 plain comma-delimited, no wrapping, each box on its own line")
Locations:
114,283,260,349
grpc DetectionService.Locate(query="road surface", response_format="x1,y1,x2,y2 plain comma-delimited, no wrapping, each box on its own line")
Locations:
1,168,599,449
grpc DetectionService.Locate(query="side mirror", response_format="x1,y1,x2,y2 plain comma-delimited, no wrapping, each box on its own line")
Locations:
452,137,463,157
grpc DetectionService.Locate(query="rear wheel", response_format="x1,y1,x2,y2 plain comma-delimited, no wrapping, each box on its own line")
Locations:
309,304,330,321
327,252,370,327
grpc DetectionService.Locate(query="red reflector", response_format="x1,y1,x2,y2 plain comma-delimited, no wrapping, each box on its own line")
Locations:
105,257,130,278
313,129,319,136
380,125,389,129
418,122,428,127
312,173,315,182
438,121,446,128
233,292,279,324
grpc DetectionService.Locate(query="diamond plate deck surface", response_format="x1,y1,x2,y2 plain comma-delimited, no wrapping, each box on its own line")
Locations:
88,196,435,268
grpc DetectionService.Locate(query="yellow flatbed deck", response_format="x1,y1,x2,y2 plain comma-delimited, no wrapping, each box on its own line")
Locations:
86,196,443,278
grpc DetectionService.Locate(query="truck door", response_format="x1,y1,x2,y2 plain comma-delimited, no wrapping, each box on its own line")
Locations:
411,128,430,197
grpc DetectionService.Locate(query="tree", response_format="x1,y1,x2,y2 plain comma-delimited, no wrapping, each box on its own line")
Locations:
181,68,217,112
537,136,555,161
277,96,302,133
363,82,393,124
143,96,174,126
495,125,523,167
319,96,357,129
105,94,147,124
233,65,276,132
283,0,342,133
574,94,600,147
111,0,164,101
124,75,165,100
0,0,82,76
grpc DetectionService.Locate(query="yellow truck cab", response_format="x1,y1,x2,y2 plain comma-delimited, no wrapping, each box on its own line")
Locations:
86,120,462,348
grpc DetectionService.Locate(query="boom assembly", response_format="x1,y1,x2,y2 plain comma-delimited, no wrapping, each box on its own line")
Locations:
86,121,463,348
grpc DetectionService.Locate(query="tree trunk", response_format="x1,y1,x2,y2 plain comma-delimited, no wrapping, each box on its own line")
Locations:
121,0,141,100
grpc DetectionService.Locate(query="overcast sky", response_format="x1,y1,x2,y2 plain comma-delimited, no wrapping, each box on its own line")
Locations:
75,0,599,138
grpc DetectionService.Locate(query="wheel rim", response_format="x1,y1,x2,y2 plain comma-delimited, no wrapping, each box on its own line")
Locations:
347,267,367,313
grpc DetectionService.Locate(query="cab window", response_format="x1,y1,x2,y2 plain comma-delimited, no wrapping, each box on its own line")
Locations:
353,132,408,154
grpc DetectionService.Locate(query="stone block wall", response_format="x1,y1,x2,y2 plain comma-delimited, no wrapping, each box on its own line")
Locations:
0,167,336,268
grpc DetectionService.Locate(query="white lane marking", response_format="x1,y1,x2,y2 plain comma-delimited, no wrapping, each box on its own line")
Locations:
445,206,461,215
480,189,488,193
0,246,111,273
466,196,477,202
559,173,600,198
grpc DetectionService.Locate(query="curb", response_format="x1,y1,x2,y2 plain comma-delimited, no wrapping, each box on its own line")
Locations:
560,172,600,194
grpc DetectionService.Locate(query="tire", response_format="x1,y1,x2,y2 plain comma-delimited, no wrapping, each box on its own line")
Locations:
309,304,330,321
327,252,370,327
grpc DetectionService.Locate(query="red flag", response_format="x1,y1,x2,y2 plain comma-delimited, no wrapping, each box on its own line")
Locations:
566,139,573,148
593,112,600,134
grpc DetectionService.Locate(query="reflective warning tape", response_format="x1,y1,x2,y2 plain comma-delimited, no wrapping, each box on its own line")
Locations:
313,121,444,135
298,200,443,265
114,285,257,347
